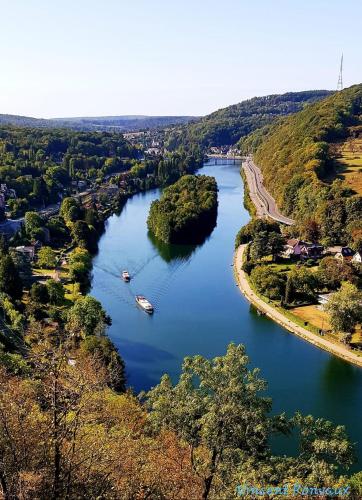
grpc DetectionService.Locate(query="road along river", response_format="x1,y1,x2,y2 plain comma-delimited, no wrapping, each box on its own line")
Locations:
91,159,362,465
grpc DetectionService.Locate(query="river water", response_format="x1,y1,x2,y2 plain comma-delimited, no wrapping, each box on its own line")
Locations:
91,159,362,464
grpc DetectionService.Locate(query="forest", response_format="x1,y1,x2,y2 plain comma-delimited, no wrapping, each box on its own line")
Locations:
165,90,332,151
0,114,196,131
0,127,138,217
147,175,218,244
1,338,360,499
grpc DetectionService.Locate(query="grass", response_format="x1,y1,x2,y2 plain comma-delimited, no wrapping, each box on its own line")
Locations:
334,136,362,195
240,244,362,356
292,304,331,331
268,261,298,273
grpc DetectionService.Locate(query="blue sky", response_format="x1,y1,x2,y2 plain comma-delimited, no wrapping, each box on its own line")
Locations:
0,0,361,117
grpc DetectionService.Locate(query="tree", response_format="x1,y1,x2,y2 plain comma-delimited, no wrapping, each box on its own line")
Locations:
284,275,295,304
0,293,24,332
9,249,32,282
66,296,110,338
24,211,43,238
81,336,126,392
250,231,269,261
46,279,65,305
60,197,82,224
69,247,92,269
0,235,8,256
325,283,362,334
350,471,362,498
30,282,49,304
288,267,317,302
37,246,57,269
71,221,98,253
300,218,321,243
0,255,23,301
250,266,286,299
145,344,274,500
316,257,357,289
267,231,285,261
68,247,92,291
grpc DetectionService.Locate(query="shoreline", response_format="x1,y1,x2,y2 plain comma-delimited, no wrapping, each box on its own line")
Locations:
234,244,362,369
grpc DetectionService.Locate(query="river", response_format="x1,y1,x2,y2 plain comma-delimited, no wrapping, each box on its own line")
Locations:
91,159,362,464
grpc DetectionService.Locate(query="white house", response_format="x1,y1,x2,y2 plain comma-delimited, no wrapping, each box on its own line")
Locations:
335,247,355,262
15,245,36,261
352,252,362,264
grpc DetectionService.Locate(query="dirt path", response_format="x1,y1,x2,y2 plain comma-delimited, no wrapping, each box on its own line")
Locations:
234,244,362,368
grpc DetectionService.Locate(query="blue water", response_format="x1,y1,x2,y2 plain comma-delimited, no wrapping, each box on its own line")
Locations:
91,160,362,465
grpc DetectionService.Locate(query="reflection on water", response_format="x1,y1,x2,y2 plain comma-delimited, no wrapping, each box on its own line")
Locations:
148,230,200,263
91,160,362,467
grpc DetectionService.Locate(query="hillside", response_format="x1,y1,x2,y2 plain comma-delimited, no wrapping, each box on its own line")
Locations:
243,84,362,246
0,114,197,131
165,90,332,151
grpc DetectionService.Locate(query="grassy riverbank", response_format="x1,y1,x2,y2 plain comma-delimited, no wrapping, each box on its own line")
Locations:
234,244,362,367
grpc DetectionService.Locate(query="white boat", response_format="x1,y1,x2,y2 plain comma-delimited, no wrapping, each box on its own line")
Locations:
135,295,154,314
122,270,130,282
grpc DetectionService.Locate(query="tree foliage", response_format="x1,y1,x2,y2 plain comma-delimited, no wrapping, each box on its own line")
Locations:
147,175,218,243
244,85,362,245
166,91,331,151
325,283,362,334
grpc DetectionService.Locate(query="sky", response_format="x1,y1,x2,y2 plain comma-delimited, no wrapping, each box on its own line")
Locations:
0,0,361,118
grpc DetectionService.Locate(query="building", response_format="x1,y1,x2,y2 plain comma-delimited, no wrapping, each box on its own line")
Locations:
335,247,355,262
300,243,324,259
284,239,323,259
284,239,307,258
352,252,362,264
317,293,333,310
326,245,343,256
15,245,36,261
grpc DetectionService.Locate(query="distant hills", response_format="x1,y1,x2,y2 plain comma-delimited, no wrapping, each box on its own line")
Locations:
0,114,197,131
0,91,332,139
165,90,333,151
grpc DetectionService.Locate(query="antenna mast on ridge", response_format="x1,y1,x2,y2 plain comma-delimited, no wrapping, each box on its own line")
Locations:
337,54,343,91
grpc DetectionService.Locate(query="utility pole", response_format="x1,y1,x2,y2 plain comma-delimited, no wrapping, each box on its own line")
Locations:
337,54,343,91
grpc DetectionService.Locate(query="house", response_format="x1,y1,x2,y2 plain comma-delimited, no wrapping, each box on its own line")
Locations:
78,180,88,191
317,293,333,309
0,184,16,199
15,245,36,261
326,245,343,256
352,252,362,264
283,239,307,258
284,239,323,259
300,243,324,259
335,247,355,262
145,147,162,156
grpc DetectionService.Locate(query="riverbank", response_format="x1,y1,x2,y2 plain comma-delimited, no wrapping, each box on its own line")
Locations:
234,244,362,368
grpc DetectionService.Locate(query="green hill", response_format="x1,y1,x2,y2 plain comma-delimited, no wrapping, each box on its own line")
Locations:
165,90,332,151
243,84,362,246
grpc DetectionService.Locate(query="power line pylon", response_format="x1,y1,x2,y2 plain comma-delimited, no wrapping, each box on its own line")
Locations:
337,54,343,91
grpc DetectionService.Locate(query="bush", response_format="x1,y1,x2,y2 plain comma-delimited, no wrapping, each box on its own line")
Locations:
242,261,255,275
30,283,49,304
250,265,286,299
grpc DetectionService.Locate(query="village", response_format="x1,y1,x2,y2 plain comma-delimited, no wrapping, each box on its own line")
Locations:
238,219,362,351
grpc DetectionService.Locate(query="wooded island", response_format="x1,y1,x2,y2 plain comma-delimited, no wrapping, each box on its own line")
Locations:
147,174,218,244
